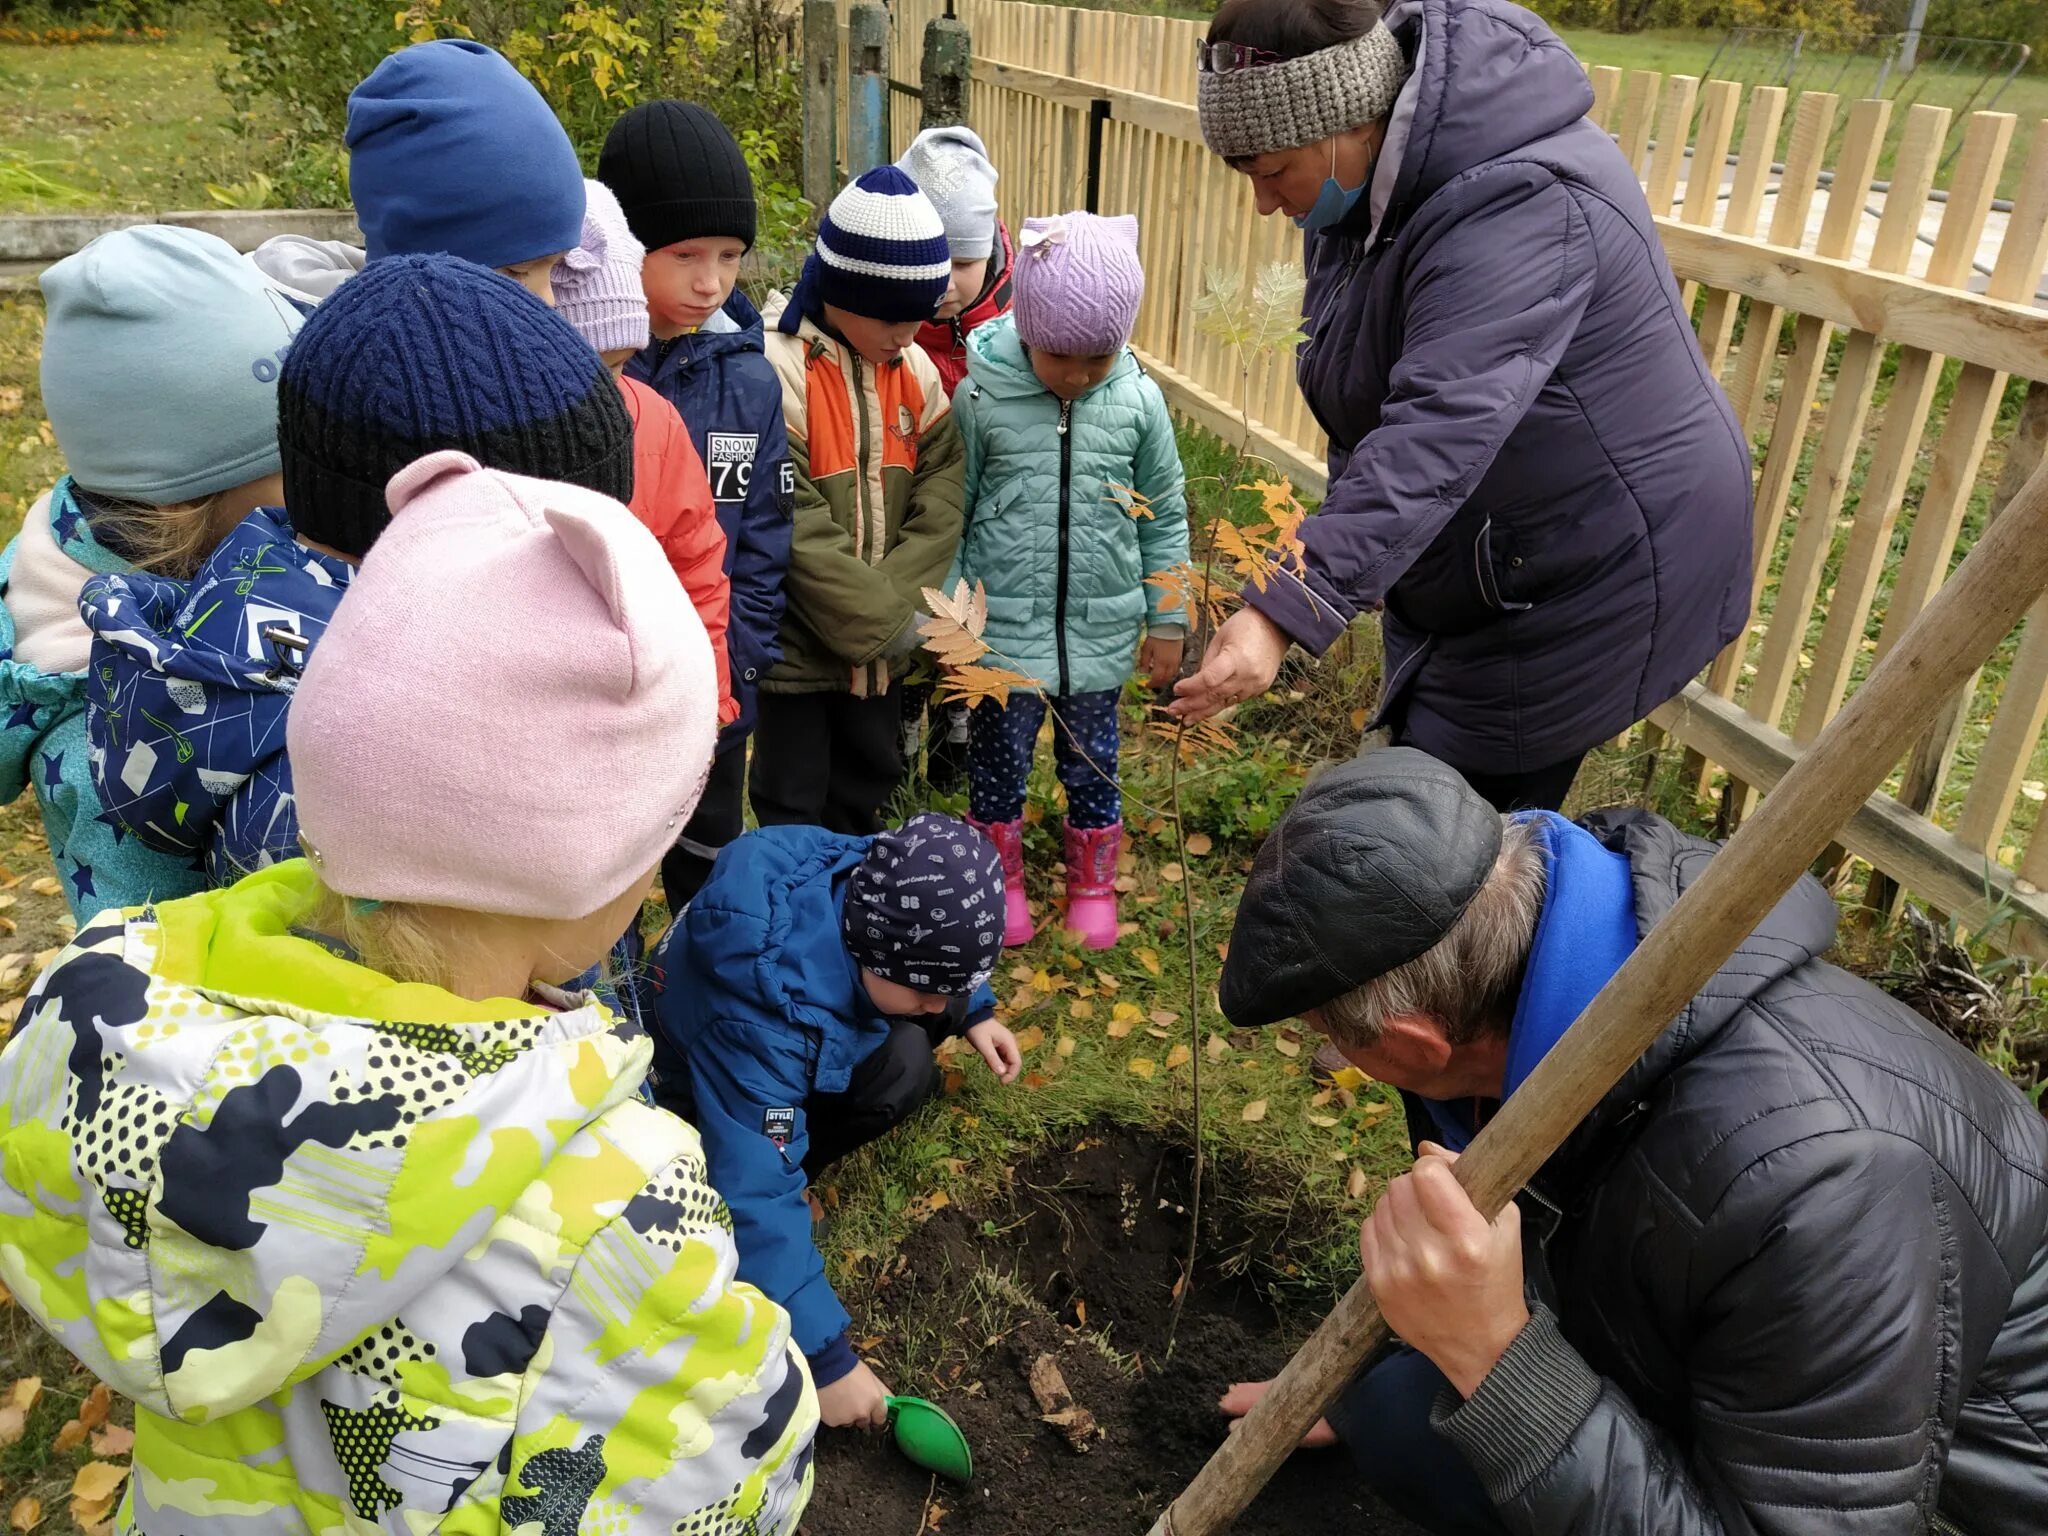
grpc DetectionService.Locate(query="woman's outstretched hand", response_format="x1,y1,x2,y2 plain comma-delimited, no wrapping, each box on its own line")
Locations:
1168,607,1292,721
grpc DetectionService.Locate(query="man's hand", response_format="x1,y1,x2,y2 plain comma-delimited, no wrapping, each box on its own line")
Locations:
1140,633,1186,692
1167,607,1291,721
817,1360,892,1430
1218,1379,1337,1449
965,1019,1023,1084
1359,1144,1530,1398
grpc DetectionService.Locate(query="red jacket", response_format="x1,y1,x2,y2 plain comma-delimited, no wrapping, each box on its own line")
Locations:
620,374,737,725
914,220,1015,399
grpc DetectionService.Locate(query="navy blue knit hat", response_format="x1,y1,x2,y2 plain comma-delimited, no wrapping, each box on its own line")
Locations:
348,41,586,270
277,254,634,557
783,166,952,332
844,813,1005,996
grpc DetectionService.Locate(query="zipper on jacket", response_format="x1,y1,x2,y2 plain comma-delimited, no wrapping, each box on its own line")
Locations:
1055,398,1074,696
848,352,874,565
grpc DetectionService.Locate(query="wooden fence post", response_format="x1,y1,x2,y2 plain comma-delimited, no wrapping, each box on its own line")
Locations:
1144,452,2048,1536
801,0,839,209
846,2,892,175
921,5,971,130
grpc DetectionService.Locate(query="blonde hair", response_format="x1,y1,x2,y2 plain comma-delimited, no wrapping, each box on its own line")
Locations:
305,879,466,993
81,488,249,578
1318,815,1547,1049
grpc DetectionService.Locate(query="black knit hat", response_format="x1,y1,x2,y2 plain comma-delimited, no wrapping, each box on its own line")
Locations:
1218,748,1505,1029
600,101,758,253
278,254,634,557
843,813,1005,996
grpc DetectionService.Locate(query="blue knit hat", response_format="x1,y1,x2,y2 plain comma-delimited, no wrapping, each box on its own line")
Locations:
844,812,1005,996
40,226,301,506
786,166,951,330
347,40,586,270
277,254,633,558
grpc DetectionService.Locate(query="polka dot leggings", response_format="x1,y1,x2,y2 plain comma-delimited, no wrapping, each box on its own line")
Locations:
967,688,1122,829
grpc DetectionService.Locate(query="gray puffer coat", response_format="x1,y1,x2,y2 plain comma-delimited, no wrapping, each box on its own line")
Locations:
1435,809,2048,1534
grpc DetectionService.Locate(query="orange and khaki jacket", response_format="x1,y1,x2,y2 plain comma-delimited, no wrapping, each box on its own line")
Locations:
759,295,965,696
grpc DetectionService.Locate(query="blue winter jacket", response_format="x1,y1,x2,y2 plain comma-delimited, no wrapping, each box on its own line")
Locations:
952,315,1190,696
0,480,203,921
628,291,793,749
79,506,354,886
648,825,995,1383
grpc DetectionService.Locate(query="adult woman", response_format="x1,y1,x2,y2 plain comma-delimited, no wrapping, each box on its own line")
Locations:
1170,0,1753,811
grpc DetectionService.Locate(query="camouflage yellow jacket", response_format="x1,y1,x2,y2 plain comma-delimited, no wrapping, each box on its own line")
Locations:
0,861,816,1534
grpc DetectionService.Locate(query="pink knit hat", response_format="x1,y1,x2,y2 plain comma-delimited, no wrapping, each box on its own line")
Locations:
288,450,717,919
1011,211,1145,356
552,178,651,356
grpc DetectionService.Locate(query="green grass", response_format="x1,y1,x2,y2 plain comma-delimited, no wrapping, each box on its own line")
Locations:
0,26,266,214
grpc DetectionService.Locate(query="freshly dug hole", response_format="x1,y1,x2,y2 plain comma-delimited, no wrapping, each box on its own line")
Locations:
802,1126,1424,1535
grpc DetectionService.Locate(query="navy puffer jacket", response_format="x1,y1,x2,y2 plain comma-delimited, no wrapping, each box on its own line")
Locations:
1247,0,1752,773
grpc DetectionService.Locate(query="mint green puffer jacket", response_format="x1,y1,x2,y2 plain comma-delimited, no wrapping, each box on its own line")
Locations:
952,315,1189,696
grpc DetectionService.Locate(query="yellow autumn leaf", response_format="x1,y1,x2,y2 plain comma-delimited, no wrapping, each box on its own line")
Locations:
1135,948,1162,976
1068,999,1096,1021
1014,1024,1046,1054
1106,1017,1134,1039
10,1495,40,1533
1149,1009,1179,1027
1095,970,1121,993
1240,1099,1268,1123
1330,1065,1371,1093
1273,1034,1302,1059
1056,1034,1076,1058
1184,832,1213,857
1128,1057,1156,1080
1031,967,1054,992
1306,1113,1340,1128
1165,1043,1192,1071
1346,1166,1370,1200
1111,1001,1143,1024
1205,1034,1230,1062
1159,862,1185,884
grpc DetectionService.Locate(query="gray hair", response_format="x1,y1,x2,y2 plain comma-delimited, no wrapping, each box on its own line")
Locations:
1317,815,1546,1049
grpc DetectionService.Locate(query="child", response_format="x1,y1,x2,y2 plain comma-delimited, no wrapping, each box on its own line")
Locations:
3,226,301,921
601,99,792,904
0,450,813,1532
893,125,1014,791
82,255,638,886
554,177,737,727
756,167,966,835
648,811,1017,1430
954,212,1189,948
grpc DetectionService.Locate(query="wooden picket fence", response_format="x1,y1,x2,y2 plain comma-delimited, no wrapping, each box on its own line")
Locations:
836,0,2048,952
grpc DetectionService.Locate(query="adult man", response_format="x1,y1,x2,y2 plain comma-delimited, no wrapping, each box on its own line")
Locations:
1218,748,2048,1535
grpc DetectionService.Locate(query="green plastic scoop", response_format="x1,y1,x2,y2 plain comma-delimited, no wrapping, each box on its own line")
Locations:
886,1394,973,1482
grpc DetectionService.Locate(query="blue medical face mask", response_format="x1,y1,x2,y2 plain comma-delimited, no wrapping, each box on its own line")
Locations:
1293,139,1370,232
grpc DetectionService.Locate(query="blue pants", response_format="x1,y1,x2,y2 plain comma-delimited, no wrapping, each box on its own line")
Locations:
966,688,1120,829
1326,1345,1508,1536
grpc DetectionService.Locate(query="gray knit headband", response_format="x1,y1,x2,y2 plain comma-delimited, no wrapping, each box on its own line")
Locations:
1197,25,1409,161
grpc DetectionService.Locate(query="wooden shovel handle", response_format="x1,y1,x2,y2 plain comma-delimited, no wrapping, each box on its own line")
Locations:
1149,452,2048,1536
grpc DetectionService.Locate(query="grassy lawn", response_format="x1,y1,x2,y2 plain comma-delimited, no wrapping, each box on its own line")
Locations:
0,27,265,214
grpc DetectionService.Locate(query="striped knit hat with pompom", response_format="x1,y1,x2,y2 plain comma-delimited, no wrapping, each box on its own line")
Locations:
797,165,952,326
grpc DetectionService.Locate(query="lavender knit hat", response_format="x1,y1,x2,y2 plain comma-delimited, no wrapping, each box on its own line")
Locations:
1010,212,1144,356
552,179,651,357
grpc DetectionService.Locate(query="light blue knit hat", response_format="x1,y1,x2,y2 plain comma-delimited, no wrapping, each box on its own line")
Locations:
40,226,302,505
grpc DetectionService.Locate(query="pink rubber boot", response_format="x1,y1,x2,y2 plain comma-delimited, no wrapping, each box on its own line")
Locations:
968,815,1036,947
1063,821,1122,950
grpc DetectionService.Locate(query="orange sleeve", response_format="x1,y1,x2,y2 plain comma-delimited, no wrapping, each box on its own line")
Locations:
623,378,737,724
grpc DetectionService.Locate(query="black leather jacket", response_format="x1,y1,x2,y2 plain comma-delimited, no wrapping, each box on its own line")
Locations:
1433,810,2048,1534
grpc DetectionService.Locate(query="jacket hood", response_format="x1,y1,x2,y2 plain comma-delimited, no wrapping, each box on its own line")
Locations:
80,506,353,871
1578,809,1841,1116
0,860,645,1420
963,313,1137,402
1367,0,1594,231
679,826,878,1035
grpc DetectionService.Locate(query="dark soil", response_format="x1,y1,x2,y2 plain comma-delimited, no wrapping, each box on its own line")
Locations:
804,1126,1425,1536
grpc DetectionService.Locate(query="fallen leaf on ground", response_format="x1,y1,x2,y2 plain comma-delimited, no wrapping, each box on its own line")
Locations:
1014,1025,1045,1054
1056,1034,1075,1058
0,1376,41,1442
1009,963,1035,983
1094,971,1121,993
1311,1088,1334,1107
1106,1017,1134,1039
1184,833,1213,857
1111,1001,1142,1025
1068,999,1095,1021
28,879,59,899
1127,1057,1155,1079
1159,863,1184,884
1306,1113,1340,1128
1347,1166,1370,1200
1135,947,1161,976
9,1495,39,1532
1164,1043,1191,1070
1362,1100,1392,1118
1022,1071,1050,1090
1149,1009,1179,1027
1272,1035,1302,1059
1330,1065,1371,1093
1205,1034,1230,1062
1241,1099,1268,1123
51,1418,87,1453
77,1383,109,1431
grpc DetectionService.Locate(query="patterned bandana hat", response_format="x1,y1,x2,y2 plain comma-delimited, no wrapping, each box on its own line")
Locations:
844,812,1005,995
1196,23,1410,162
